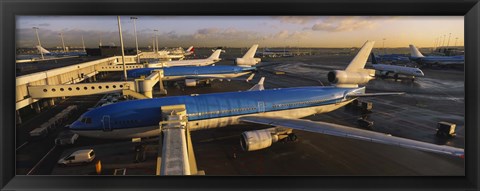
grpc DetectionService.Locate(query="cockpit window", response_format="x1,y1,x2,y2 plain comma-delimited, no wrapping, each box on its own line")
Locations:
80,117,92,124
415,71,422,73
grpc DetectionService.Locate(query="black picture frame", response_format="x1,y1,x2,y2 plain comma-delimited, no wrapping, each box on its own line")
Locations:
1,0,479,190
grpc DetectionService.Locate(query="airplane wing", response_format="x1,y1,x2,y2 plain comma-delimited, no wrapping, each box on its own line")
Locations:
184,73,255,82
346,92,405,98
238,116,464,158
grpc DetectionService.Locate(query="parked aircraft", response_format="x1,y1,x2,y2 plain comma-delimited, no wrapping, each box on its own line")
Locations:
128,65,257,87
36,45,87,57
373,53,410,62
129,45,261,86
167,46,194,56
371,53,424,81
235,44,261,67
147,48,222,67
259,48,293,57
70,41,464,158
409,44,464,66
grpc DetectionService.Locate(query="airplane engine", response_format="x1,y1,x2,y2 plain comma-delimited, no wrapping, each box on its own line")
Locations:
184,79,198,87
240,127,293,151
235,58,261,66
327,70,375,85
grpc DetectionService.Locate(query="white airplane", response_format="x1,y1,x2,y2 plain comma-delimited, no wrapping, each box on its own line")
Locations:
147,48,223,67
71,41,463,158
36,45,86,57
370,52,424,81
235,44,261,67
168,46,194,56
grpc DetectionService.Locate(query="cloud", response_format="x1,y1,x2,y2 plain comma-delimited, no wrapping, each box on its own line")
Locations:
307,16,400,32
309,17,379,32
190,27,263,43
38,23,50,27
273,16,318,25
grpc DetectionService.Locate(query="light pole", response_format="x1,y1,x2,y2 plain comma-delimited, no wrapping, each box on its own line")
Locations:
447,33,451,48
382,38,386,54
59,32,66,52
130,17,140,63
154,29,159,53
454,37,458,47
32,27,44,59
442,34,446,48
438,35,442,49
117,16,127,81
152,37,155,52
81,35,86,52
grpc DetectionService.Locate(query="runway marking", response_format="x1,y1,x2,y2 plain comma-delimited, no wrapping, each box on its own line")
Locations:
27,145,57,175
16,141,29,151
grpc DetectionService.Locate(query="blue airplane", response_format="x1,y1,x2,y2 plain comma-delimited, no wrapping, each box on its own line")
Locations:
127,44,261,86
127,65,257,86
409,44,464,66
373,53,410,62
70,41,464,158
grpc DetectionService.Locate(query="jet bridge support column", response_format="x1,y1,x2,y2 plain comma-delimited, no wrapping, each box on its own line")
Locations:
137,69,167,98
154,69,167,96
48,98,55,106
16,110,22,124
34,102,41,113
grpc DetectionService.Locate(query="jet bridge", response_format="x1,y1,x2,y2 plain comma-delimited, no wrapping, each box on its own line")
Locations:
157,104,203,175
27,81,136,98
27,69,167,99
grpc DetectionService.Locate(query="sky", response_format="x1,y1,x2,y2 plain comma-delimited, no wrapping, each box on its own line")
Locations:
16,16,464,48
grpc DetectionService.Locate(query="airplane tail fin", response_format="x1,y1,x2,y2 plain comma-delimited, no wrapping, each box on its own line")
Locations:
409,44,425,58
248,77,265,91
236,44,261,67
242,44,259,59
345,41,375,72
208,49,222,60
186,46,194,52
370,52,378,64
327,41,376,88
36,45,51,54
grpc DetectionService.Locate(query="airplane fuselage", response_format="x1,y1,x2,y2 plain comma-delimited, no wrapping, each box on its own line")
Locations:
410,56,464,65
70,86,360,139
127,65,257,80
157,58,220,67
372,64,424,77
375,54,410,62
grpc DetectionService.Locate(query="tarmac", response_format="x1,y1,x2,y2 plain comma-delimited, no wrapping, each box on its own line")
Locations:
15,48,465,176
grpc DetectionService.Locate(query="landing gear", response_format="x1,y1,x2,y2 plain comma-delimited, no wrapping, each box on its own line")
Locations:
394,74,399,82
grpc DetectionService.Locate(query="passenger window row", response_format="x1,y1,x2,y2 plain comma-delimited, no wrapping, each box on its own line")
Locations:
42,84,124,92
113,119,140,125
272,99,328,108
188,107,256,117
100,65,142,69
